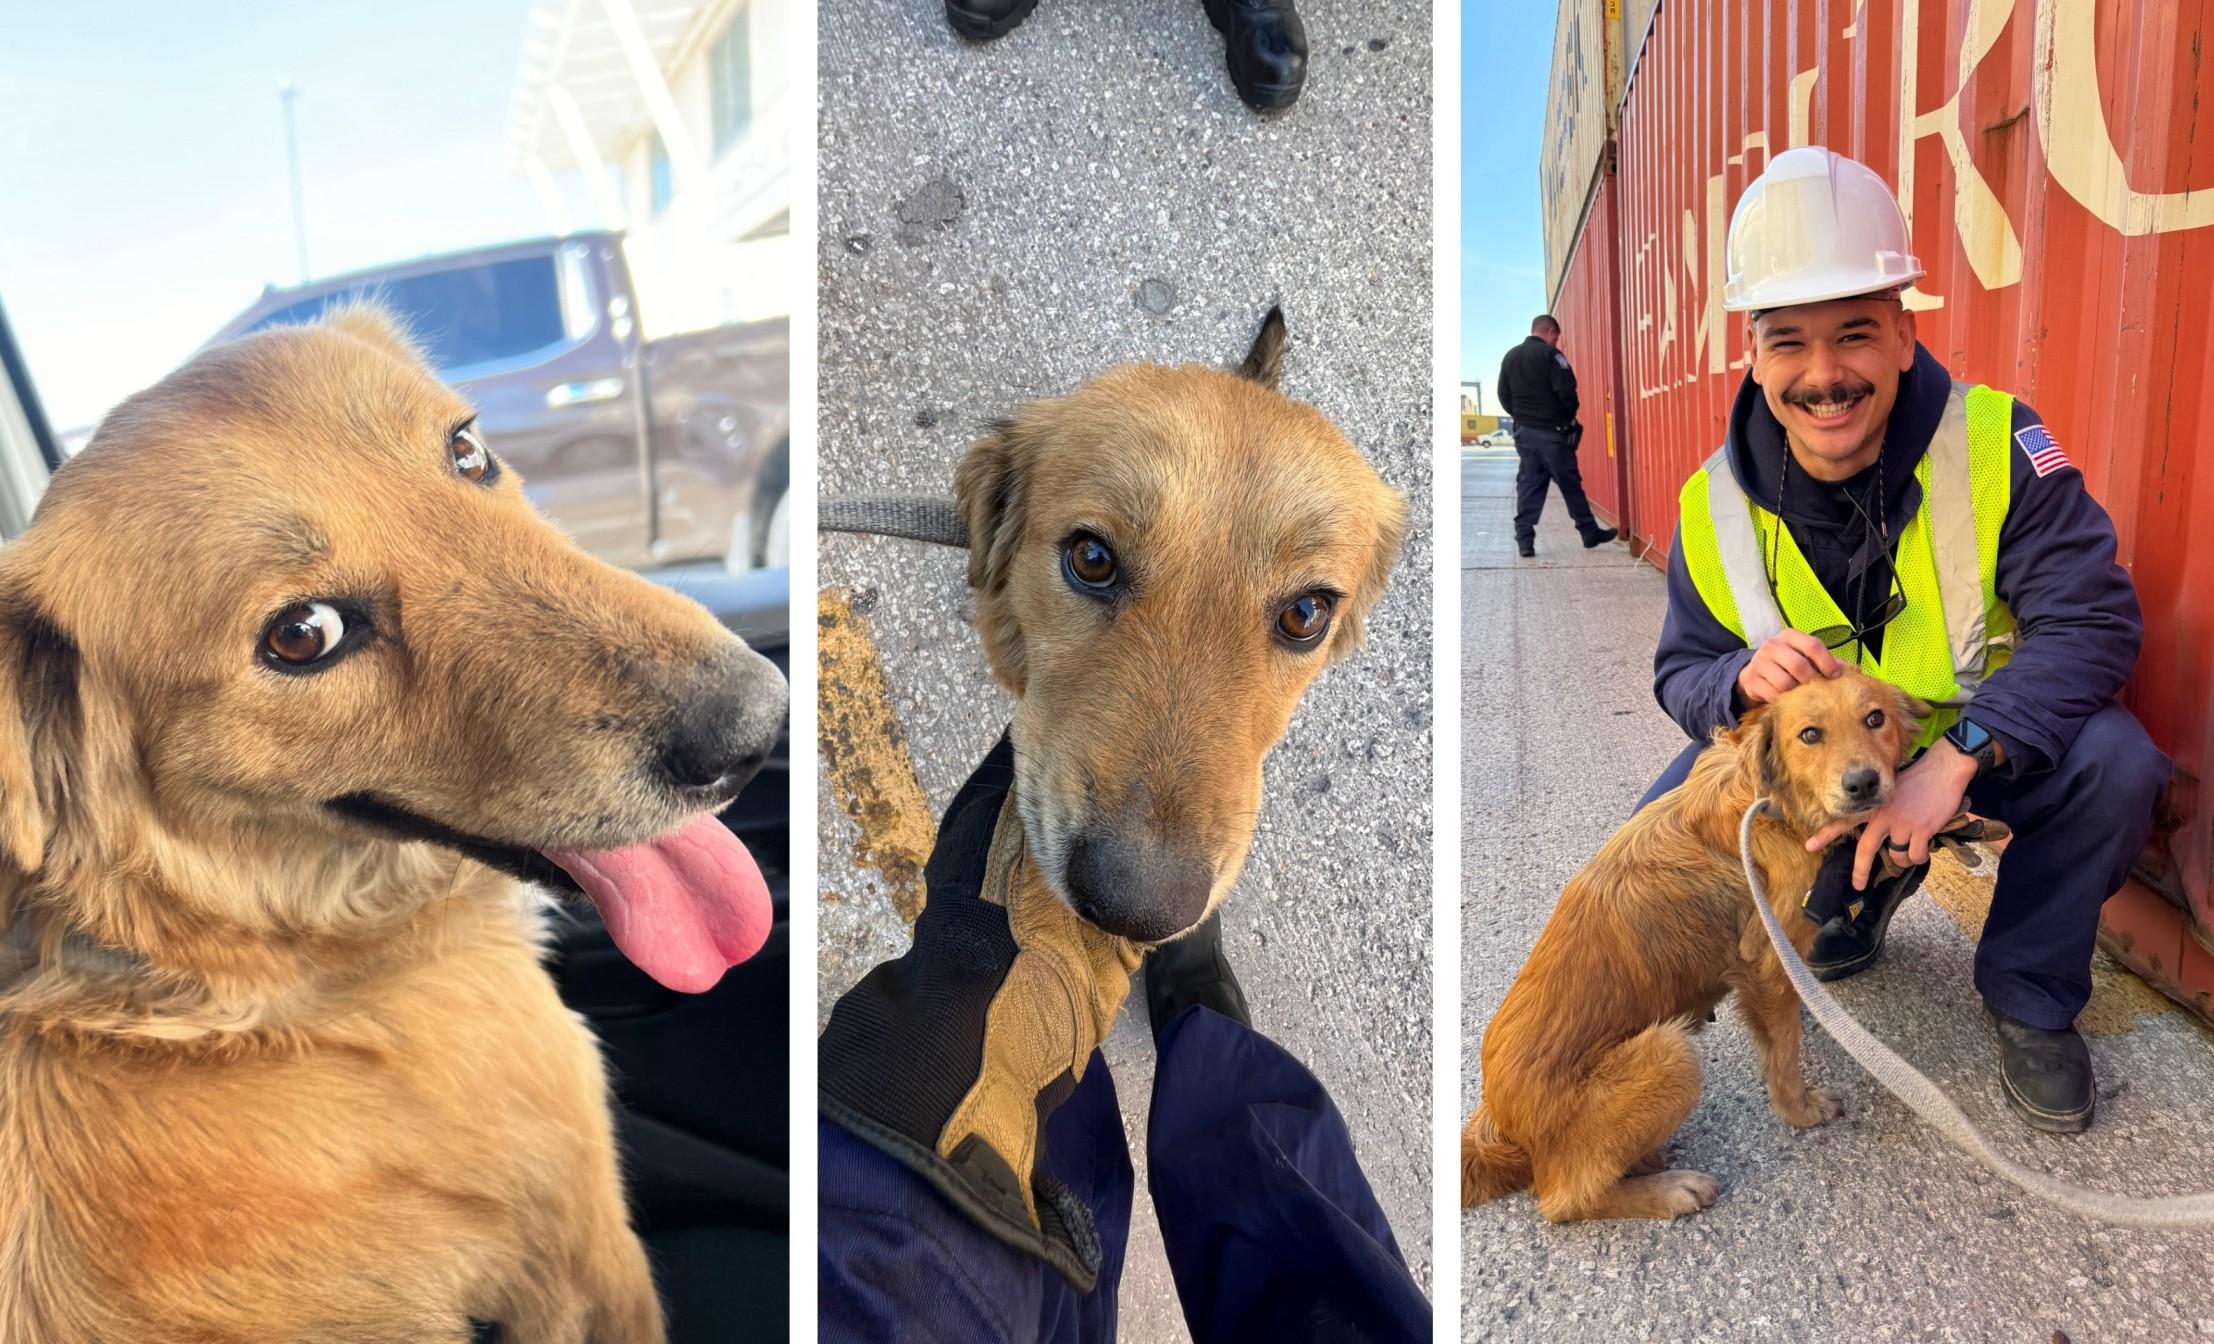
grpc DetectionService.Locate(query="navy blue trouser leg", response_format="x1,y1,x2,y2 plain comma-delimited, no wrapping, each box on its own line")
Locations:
1542,430,1601,536
1966,703,2169,1030
1146,1007,1431,1344
1032,1054,1135,1342
1514,424,1601,542
1512,442,1549,544
817,1053,1131,1344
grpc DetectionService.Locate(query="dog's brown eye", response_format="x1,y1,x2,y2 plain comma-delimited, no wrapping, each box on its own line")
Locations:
1864,709,1886,730
265,602,345,665
1276,593,1334,645
450,424,491,483
1798,726,1824,745
1065,536,1117,588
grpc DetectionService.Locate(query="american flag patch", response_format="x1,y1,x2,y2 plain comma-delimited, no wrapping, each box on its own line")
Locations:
2016,424,2072,477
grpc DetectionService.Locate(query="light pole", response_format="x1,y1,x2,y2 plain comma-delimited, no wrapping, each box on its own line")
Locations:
279,83,309,284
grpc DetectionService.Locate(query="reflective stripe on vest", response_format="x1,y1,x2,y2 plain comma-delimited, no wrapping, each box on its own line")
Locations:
1677,382,2017,746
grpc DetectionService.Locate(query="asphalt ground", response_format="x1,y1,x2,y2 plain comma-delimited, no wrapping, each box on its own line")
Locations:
815,1,1435,1334
1459,446,2214,1342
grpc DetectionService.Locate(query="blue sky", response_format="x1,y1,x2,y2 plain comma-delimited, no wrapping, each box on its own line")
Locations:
1459,3,1552,411
0,2,600,429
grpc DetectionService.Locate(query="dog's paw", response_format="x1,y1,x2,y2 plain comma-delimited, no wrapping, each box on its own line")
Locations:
1775,1086,1844,1129
1657,1170,1721,1217
1626,1146,1667,1176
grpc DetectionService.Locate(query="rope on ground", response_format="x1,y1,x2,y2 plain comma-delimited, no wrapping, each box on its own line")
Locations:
820,495,968,548
1739,798,2214,1229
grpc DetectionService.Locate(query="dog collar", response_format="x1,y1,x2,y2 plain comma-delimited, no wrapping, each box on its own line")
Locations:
0,913,153,998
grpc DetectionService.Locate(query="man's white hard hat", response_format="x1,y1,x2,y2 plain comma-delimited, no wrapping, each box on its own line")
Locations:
1722,146,1925,313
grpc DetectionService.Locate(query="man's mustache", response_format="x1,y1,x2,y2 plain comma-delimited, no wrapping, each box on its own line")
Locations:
1782,379,1875,408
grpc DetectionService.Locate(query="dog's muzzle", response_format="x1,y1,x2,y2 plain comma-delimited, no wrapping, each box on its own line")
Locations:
1062,831,1215,943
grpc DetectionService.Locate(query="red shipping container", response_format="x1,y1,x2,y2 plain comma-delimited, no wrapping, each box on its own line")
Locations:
1554,169,1631,531
1559,0,2214,1011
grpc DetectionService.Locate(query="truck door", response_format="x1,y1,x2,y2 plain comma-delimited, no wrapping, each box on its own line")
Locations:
379,244,652,568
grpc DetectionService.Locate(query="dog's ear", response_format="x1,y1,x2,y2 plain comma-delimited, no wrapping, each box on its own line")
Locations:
0,595,81,876
1719,704,1781,798
1235,305,1288,391
320,301,429,369
953,419,1032,692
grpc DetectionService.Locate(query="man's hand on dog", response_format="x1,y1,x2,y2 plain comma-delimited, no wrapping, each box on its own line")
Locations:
1804,745,1981,889
1736,630,1846,707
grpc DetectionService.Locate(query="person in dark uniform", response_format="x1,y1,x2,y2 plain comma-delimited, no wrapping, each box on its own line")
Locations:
1497,314,1617,557
1644,147,2169,1134
944,0,1308,112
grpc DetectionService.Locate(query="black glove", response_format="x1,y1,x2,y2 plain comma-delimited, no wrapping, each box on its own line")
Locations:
1800,813,2010,926
819,731,1142,1291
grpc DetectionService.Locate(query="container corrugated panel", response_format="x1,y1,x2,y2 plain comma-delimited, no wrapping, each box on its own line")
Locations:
1605,0,2214,933
1540,0,1615,295
1554,167,1628,529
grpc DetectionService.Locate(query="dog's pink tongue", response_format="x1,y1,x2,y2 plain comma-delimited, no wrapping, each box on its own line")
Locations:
542,815,771,994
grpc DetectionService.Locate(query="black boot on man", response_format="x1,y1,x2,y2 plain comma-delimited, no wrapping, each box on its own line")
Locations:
1200,0,1307,112
1580,526,1618,548
1143,911,1251,1043
945,0,1038,41
1989,1006,2095,1133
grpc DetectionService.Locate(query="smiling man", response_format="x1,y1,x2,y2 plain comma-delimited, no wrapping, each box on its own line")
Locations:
1636,147,2169,1134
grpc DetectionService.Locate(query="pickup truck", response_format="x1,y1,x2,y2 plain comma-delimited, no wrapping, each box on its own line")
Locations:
205,232,789,573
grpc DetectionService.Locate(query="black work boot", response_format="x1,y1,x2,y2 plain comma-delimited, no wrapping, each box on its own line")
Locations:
1199,0,1307,112
1142,911,1250,1044
1581,527,1618,548
1806,862,1929,981
946,0,1038,40
1989,1006,2095,1133
1516,538,1536,558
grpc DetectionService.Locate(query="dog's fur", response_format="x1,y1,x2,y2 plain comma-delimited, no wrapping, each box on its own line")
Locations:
1461,670,1920,1222
0,309,784,1342
952,308,1406,943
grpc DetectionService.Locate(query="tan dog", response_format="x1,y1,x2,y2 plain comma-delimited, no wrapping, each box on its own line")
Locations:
1462,669,1920,1222
953,307,1406,943
0,309,786,1343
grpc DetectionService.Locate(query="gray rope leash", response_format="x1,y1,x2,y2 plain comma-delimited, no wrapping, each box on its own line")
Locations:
819,495,968,548
1739,799,2214,1228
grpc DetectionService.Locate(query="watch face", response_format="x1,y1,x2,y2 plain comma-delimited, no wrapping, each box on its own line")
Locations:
1950,720,1993,760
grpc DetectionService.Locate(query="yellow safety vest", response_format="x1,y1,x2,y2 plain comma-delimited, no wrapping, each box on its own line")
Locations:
1676,381,2018,748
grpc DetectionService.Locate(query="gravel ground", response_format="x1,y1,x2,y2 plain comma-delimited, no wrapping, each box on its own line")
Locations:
816,1,1435,1334
1459,446,2214,1343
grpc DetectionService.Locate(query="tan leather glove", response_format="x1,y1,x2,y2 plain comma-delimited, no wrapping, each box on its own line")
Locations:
819,731,1141,1291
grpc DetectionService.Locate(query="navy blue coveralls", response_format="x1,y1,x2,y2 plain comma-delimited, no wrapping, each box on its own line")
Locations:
819,1007,1430,1342
1498,334,1607,546
1640,344,2170,1031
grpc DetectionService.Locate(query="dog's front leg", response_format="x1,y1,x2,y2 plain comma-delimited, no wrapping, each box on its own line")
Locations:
579,1224,664,1344
495,1212,663,1344
1735,971,1842,1129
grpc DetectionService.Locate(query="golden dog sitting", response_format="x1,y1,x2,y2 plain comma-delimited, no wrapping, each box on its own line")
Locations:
1463,669,1920,1223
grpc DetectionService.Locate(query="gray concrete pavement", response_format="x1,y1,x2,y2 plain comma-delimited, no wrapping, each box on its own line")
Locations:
1459,446,2214,1342
817,2,1434,1333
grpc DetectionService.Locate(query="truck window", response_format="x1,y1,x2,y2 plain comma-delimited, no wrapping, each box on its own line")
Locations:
247,255,575,376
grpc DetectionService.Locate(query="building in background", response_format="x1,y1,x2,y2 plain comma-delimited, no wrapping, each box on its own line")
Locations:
509,0,790,335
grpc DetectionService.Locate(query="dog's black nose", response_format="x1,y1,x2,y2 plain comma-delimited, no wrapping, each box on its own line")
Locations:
1064,833,1215,943
1841,766,1881,804
655,648,785,795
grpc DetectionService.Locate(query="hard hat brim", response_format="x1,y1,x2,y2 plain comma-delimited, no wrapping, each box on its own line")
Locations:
1722,269,1926,314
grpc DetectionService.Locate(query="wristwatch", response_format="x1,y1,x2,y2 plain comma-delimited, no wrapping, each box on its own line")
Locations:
1944,717,2001,776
